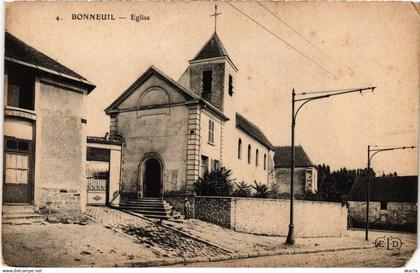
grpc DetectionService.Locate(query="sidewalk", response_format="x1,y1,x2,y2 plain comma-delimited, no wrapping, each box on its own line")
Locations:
163,218,374,254
2,206,414,267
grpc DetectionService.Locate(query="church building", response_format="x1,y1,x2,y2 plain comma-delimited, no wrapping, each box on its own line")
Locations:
105,29,275,202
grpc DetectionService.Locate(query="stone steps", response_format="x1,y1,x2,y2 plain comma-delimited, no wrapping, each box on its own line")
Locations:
124,201,171,206
2,218,45,225
3,205,35,214
118,209,171,220
123,205,172,211
120,198,179,220
124,199,166,204
3,214,45,220
124,209,170,216
2,205,45,223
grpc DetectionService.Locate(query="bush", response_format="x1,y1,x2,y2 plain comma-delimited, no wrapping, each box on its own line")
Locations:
268,182,280,199
232,181,252,197
294,193,306,200
276,192,290,199
301,191,321,201
194,168,234,196
252,181,269,198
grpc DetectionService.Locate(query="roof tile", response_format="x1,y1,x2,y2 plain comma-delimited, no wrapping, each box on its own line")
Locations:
274,146,314,167
192,32,229,61
5,32,87,81
236,113,273,149
348,176,418,202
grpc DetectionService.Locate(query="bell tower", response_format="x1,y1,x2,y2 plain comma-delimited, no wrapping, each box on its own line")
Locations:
187,5,238,113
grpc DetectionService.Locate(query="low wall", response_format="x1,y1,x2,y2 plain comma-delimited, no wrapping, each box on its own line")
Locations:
164,194,195,216
232,198,347,237
195,196,347,237
195,196,232,228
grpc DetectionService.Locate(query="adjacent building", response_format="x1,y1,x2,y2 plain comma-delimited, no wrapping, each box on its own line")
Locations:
273,146,318,195
348,176,417,231
3,32,95,212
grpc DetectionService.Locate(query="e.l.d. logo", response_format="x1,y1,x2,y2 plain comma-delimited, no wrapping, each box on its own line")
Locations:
374,236,403,250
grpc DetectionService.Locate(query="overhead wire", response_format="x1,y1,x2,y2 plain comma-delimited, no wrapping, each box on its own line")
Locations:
226,2,336,78
257,2,355,76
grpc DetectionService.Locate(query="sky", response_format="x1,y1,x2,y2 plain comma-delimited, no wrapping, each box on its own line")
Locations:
5,2,420,175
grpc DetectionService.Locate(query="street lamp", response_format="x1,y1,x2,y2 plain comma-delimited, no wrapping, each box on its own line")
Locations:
365,145,416,241
286,86,376,245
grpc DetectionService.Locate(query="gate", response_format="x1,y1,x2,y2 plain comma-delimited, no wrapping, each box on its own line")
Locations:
87,168,109,205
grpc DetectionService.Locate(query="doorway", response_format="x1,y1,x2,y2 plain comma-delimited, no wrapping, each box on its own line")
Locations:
3,137,33,204
143,158,162,197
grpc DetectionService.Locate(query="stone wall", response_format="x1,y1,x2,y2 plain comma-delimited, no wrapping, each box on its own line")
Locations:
195,196,348,237
39,188,81,213
348,201,417,231
164,193,195,217
195,196,232,228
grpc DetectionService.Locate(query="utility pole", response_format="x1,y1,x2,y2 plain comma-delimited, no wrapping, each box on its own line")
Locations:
286,89,296,244
365,145,416,241
366,145,371,241
286,86,376,245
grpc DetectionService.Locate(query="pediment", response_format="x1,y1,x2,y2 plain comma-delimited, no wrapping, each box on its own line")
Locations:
105,66,198,114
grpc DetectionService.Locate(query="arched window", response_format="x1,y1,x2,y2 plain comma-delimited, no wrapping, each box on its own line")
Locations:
137,87,170,118
247,145,251,164
256,149,259,167
238,138,242,159
264,154,267,170
138,87,170,108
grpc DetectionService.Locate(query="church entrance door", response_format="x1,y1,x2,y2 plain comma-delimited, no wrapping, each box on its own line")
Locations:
143,158,162,197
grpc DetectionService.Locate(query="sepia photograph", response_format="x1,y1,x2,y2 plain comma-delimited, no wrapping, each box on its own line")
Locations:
1,1,419,270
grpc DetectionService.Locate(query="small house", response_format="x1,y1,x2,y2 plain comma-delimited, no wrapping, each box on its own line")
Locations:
348,176,417,231
273,146,318,194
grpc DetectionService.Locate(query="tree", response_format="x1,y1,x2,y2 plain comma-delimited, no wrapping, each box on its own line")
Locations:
193,168,234,196
305,164,376,202
232,181,252,197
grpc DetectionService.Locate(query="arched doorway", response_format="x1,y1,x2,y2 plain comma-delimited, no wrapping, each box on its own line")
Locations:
143,158,162,197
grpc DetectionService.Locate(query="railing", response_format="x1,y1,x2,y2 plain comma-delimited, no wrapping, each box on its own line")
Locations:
87,179,107,191
86,168,108,192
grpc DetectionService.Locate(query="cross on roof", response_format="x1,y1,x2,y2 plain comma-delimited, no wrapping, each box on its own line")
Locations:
210,4,222,33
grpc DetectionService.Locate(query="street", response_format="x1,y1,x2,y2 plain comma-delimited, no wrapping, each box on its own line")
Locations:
2,206,416,268
177,233,417,267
